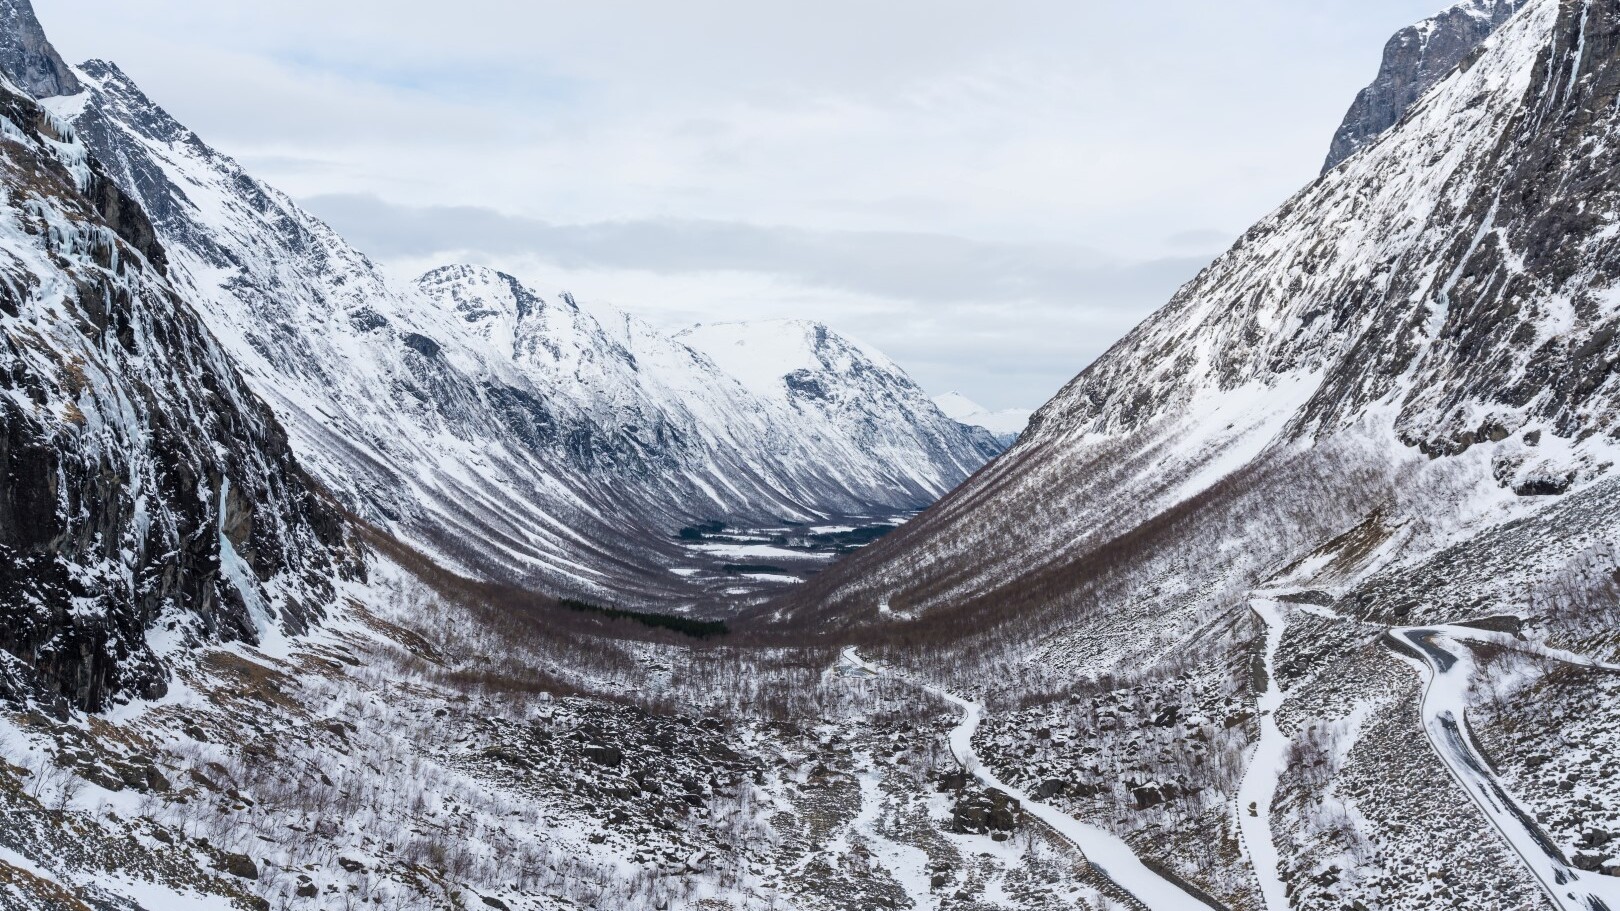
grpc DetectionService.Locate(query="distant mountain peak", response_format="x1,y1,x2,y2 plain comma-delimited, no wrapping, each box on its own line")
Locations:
678,319,900,402
932,392,1033,444
0,0,80,98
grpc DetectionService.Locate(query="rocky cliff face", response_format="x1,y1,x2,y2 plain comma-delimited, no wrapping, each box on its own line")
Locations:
1324,0,1527,172
0,0,77,99
0,75,351,712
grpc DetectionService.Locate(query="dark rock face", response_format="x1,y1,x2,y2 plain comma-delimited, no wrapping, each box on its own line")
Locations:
0,82,354,712
1325,0,1527,172
215,853,258,881
0,0,79,99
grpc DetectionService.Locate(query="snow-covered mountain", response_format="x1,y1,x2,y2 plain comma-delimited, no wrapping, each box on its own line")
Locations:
0,68,351,713
6,1,1620,910
931,391,1032,445
678,319,1003,486
14,33,996,604
778,1,1620,905
795,0,1620,629
1324,0,1527,171
416,266,1002,523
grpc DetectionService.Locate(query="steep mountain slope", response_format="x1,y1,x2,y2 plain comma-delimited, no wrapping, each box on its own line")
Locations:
1325,0,1527,171
0,0,75,98
774,0,1620,906
0,74,350,713
679,319,1002,501
417,267,1001,521
0,58,984,608
791,0,1616,634
22,47,994,605
8,0,1620,908
932,391,1032,445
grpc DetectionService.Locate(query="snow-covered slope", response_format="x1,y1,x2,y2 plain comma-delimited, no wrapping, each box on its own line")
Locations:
679,319,1004,493
417,267,1003,520
932,392,1032,445
774,1,1620,905
26,48,997,603
794,0,1616,630
0,71,349,712
4,2,1620,910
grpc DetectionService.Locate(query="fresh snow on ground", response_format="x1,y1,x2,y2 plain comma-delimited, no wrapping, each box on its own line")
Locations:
840,649,1207,911
1392,626,1620,911
689,542,837,561
1238,599,1292,911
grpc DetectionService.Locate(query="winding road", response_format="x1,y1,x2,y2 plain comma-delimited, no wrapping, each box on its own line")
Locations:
1391,626,1620,911
1236,599,1291,911
838,648,1212,911
842,610,1620,911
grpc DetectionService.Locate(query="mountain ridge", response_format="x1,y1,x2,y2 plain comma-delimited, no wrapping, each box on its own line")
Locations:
1324,0,1529,172
0,69,353,713
44,54,999,607
1,2,1619,910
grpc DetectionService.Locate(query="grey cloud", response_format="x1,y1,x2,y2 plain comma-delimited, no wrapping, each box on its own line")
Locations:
1166,228,1234,250
302,193,1208,310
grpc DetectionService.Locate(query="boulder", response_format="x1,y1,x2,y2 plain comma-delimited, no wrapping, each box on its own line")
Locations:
951,788,1020,834
1131,785,1164,809
1574,853,1613,874
216,853,258,880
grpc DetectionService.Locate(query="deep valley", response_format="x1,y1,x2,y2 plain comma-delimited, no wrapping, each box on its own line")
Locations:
2,0,1620,909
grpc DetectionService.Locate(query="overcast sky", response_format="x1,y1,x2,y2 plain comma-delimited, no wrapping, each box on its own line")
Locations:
37,0,1451,411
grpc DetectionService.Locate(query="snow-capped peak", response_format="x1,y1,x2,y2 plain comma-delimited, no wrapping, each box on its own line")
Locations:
932,392,1033,443
677,319,901,404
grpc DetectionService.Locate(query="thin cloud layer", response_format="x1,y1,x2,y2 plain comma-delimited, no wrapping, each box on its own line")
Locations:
35,0,1453,409
305,194,1206,308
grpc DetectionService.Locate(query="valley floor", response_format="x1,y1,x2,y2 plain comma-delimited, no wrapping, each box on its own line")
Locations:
3,556,1620,911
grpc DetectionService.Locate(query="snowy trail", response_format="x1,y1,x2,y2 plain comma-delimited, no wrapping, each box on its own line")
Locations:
1235,600,1290,911
838,648,1206,911
1392,627,1620,911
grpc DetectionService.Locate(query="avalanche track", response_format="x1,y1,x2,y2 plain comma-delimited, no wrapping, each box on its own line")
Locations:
1390,626,1620,911
838,649,1212,911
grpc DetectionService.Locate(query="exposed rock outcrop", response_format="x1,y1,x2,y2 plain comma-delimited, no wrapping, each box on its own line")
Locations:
0,0,78,99
0,73,353,711
1324,0,1527,172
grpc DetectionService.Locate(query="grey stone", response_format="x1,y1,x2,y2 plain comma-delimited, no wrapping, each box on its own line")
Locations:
216,853,258,881
0,0,79,98
1324,0,1526,172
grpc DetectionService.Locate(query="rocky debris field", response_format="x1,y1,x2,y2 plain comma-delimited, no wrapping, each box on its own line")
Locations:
973,644,1259,908
1472,652,1620,879
0,580,1132,911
